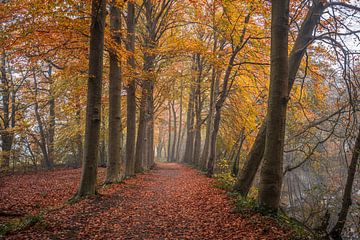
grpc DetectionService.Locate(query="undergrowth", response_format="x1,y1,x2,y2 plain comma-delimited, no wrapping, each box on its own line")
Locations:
213,170,319,240
0,213,46,238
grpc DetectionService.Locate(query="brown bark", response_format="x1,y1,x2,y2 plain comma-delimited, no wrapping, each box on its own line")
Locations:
33,70,52,169
75,105,83,168
330,127,360,239
105,2,123,184
75,0,106,198
0,51,14,169
200,27,218,170
135,85,147,172
258,0,290,212
171,100,177,162
175,79,183,162
206,50,238,177
234,0,327,196
167,102,172,162
48,65,55,168
193,54,203,166
125,1,136,177
182,72,196,164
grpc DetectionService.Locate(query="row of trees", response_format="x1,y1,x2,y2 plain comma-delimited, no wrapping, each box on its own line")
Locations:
1,0,360,238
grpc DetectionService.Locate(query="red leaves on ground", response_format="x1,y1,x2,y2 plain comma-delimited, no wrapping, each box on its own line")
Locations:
1,163,290,239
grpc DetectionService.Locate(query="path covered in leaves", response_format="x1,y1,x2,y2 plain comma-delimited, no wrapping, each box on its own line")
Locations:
1,163,289,239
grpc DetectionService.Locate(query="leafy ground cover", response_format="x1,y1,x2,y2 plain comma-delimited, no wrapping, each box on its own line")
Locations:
1,163,291,239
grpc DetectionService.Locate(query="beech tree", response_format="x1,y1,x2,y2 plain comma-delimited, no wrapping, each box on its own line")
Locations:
105,0,123,184
258,0,290,212
75,0,106,198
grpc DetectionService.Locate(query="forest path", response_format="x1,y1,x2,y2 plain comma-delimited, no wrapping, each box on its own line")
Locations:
4,163,288,239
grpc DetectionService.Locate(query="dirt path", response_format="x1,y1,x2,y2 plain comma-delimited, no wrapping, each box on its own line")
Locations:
3,163,289,239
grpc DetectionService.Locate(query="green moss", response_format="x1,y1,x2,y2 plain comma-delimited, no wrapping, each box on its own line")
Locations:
233,196,319,240
0,214,46,238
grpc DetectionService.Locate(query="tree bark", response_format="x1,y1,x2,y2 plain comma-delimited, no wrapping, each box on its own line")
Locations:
330,127,360,239
200,29,218,171
175,79,183,162
135,84,147,172
48,65,55,168
75,0,106,198
234,0,327,196
33,70,52,169
125,1,137,177
206,50,237,177
0,51,14,169
182,73,195,164
171,100,177,162
75,103,83,168
193,54,203,166
258,0,290,212
167,102,172,162
105,2,123,184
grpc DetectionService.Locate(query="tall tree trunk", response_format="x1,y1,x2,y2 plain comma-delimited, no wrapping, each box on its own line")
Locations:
234,0,327,196
167,102,172,162
175,79,183,162
75,0,106,199
125,1,136,177
147,80,155,169
105,2,123,184
33,70,52,169
330,127,360,239
182,77,195,164
200,30,218,170
258,0,289,212
0,51,14,169
48,65,56,168
193,54,202,165
143,0,156,170
135,85,147,172
200,66,216,170
75,104,83,168
171,100,177,162
206,51,237,177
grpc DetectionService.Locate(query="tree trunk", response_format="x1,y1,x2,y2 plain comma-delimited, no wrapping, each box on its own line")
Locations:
330,127,360,239
200,66,216,170
193,54,203,166
105,2,123,184
125,1,136,177
231,128,245,176
33,70,52,169
167,102,172,162
171,100,177,162
175,79,183,162
75,0,106,199
258,0,289,212
0,51,14,169
75,100,83,167
135,85,147,172
48,65,56,168
206,50,237,177
234,0,327,196
200,30,218,171
182,77,195,164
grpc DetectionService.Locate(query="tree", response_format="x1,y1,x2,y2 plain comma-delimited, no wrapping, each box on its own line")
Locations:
234,0,327,196
74,0,106,199
125,0,137,177
258,0,290,212
330,127,360,238
105,0,124,184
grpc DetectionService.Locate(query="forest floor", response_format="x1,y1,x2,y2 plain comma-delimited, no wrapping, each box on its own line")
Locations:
0,163,291,239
